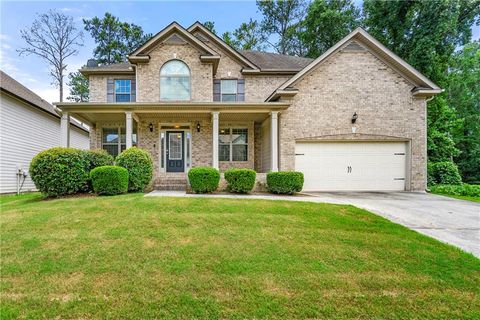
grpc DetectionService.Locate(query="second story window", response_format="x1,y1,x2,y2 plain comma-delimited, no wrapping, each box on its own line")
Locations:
160,60,191,101
213,79,245,102
115,79,131,102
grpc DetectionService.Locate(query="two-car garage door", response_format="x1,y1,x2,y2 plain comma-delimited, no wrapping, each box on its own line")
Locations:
295,141,407,191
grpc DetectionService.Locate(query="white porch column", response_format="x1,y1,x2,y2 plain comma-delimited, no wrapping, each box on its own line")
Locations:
270,111,279,172
125,111,133,149
212,111,219,169
60,112,70,147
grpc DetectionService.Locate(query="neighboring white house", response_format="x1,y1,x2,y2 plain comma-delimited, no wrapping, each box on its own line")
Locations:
0,70,90,194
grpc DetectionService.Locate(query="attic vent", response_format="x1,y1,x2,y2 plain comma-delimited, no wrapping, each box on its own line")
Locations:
342,41,366,52
164,34,186,45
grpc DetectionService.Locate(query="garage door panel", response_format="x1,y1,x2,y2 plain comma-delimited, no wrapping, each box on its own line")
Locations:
295,142,407,191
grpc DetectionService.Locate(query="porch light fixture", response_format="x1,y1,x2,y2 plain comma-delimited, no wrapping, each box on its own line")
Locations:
351,112,358,124
196,122,201,132
149,123,153,132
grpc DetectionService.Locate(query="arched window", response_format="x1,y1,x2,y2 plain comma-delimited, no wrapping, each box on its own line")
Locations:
160,60,190,100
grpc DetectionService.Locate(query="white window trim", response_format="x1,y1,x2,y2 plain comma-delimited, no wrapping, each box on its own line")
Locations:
220,79,238,102
159,60,191,101
219,126,248,162
114,79,132,102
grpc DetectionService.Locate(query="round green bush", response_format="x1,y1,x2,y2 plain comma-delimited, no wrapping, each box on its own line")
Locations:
188,167,220,193
84,149,114,171
90,166,129,196
267,171,304,195
29,147,89,197
116,147,153,192
224,168,256,193
431,161,462,185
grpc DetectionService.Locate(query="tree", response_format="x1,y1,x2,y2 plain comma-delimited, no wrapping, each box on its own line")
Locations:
203,21,217,34
222,19,266,50
84,13,152,64
302,0,361,58
66,71,89,102
448,41,480,183
257,0,307,54
363,0,480,166
18,9,83,102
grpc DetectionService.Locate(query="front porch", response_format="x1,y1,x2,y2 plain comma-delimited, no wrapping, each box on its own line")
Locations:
55,102,289,189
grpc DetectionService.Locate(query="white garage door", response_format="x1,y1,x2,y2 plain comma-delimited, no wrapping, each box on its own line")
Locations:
295,141,407,191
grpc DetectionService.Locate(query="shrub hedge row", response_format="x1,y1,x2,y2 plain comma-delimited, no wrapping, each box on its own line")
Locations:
188,167,220,193
224,168,256,193
90,166,129,195
430,184,480,198
428,161,462,186
266,171,304,195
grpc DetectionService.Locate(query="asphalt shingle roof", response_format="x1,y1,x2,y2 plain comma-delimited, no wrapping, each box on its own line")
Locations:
80,62,133,72
239,50,313,71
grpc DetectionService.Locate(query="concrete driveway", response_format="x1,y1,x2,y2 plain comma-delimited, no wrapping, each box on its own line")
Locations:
305,192,480,258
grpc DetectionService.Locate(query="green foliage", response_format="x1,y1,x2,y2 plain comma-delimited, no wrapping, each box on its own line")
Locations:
83,12,152,64
116,147,153,192
302,0,361,58
90,166,129,196
29,147,89,197
256,0,307,54
84,149,114,171
267,171,304,194
203,21,216,34
448,41,480,184
222,19,266,51
430,184,480,198
66,71,89,102
430,161,462,185
188,167,220,193
224,169,257,193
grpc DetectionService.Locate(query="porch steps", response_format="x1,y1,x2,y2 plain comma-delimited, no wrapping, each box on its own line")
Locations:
154,173,188,191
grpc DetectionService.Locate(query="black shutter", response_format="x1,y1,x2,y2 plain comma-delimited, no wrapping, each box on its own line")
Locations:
213,79,221,101
107,78,114,102
130,77,136,102
237,79,245,101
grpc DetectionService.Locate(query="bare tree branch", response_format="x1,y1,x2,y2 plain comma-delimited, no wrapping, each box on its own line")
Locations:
17,9,83,102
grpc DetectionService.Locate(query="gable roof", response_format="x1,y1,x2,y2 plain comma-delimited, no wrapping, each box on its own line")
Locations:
128,22,219,62
268,27,442,101
239,50,313,72
0,70,88,132
187,21,259,70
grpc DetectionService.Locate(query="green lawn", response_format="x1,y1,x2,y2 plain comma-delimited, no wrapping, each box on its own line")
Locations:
1,193,479,319
430,191,480,203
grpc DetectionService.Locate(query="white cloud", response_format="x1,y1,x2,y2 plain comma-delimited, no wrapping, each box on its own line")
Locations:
0,33,10,41
31,86,59,105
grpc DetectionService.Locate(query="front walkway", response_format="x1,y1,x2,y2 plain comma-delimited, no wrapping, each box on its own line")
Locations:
146,191,480,258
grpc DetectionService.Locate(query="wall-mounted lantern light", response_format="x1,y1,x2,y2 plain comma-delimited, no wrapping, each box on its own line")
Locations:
149,123,153,132
196,122,201,132
351,112,358,124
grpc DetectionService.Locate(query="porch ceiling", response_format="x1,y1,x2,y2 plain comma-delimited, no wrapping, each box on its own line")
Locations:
54,102,289,125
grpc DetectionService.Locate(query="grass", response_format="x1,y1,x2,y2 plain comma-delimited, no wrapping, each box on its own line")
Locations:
430,191,480,203
1,193,479,319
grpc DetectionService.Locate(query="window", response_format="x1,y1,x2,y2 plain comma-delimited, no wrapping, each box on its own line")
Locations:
115,79,131,102
221,80,237,101
160,60,190,100
219,128,248,162
102,126,137,157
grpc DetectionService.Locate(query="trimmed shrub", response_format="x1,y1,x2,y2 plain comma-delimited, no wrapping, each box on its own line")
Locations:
29,147,89,197
430,184,480,198
427,162,436,186
188,167,220,193
90,166,129,195
267,171,304,195
431,161,462,185
224,168,256,193
84,149,114,171
116,147,153,192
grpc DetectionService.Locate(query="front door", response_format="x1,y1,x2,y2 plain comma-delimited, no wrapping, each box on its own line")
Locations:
166,131,184,172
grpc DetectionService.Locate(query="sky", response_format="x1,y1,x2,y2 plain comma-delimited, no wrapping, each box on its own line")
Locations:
0,0,479,104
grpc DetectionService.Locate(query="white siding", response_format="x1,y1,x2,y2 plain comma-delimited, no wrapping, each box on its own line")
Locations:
0,94,89,193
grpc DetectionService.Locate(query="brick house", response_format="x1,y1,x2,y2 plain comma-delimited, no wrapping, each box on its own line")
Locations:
55,22,441,191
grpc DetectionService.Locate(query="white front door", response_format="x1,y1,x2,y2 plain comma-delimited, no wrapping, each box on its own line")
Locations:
295,141,407,191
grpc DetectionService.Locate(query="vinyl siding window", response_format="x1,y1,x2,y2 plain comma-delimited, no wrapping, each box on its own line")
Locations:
219,127,248,162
